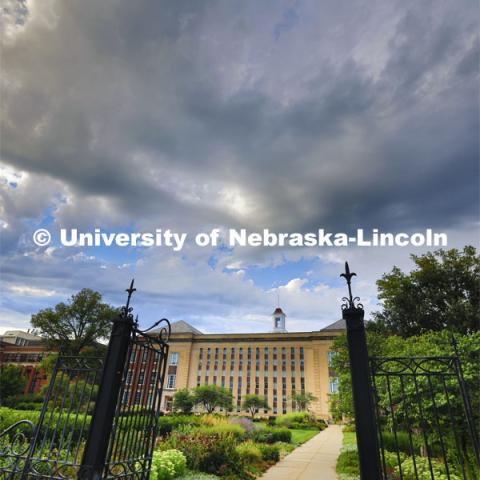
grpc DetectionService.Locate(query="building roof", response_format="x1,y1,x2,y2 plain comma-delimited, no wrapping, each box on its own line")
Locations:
272,307,285,315
0,330,45,345
320,319,346,331
168,320,203,335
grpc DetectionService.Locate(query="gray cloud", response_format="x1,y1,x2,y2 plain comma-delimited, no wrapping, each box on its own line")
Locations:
0,0,478,331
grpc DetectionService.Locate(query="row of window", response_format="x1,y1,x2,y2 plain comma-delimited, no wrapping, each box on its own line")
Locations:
199,346,304,360
2,353,44,363
129,350,179,365
198,347,305,372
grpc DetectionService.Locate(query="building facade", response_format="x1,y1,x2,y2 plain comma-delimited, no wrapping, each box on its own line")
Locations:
1,312,345,419
123,312,345,419
0,330,49,394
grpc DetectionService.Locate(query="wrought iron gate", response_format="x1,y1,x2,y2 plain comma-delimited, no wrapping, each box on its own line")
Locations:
371,355,479,480
0,281,170,480
340,263,480,480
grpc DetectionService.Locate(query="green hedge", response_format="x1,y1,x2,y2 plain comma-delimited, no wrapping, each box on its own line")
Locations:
157,415,202,437
0,407,91,443
251,426,292,443
258,444,280,462
275,412,327,430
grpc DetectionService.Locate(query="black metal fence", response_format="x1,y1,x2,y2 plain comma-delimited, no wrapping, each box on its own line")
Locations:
0,281,170,480
371,356,479,480
101,324,169,479
340,262,479,480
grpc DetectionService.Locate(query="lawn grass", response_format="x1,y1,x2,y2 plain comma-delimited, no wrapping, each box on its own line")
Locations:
342,431,357,447
336,428,359,479
290,428,320,445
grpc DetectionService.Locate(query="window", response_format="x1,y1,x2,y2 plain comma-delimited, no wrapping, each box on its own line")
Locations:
167,374,176,389
329,377,339,393
170,352,179,365
275,317,281,328
328,351,336,367
138,371,144,384
135,391,141,404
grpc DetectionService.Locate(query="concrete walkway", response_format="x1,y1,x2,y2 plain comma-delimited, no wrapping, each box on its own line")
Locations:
260,425,343,480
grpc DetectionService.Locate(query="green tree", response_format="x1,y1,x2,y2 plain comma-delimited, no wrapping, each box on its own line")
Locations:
291,392,318,411
173,388,194,414
372,246,479,337
241,394,269,418
31,289,118,355
193,385,233,414
0,365,27,404
331,330,479,473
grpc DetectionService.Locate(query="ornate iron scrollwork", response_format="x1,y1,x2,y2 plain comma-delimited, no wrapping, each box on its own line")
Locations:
0,420,35,476
340,261,364,310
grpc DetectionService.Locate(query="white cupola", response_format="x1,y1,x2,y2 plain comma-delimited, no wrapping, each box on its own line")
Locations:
272,307,287,333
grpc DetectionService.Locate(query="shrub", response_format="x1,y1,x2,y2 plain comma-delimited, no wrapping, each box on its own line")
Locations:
382,450,407,470
160,431,244,478
197,423,246,440
235,441,262,465
267,416,276,426
335,445,359,477
156,415,201,437
229,417,254,433
3,394,44,409
0,407,91,444
275,412,326,430
258,444,280,462
398,456,462,480
176,473,220,480
380,431,416,455
149,449,187,480
198,415,228,427
251,426,291,444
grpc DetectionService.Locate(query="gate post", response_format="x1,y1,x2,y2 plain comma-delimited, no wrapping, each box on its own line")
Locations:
78,280,136,480
340,263,382,480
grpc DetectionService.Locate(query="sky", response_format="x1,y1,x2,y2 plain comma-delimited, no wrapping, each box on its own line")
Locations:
0,0,478,335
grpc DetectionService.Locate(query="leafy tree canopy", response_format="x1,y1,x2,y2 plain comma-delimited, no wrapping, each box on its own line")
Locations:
193,384,233,413
372,246,479,337
241,394,269,418
31,289,118,355
173,388,195,414
330,330,479,426
291,392,318,411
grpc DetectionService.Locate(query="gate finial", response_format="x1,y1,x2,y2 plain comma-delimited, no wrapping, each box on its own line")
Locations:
340,262,363,310
125,279,136,311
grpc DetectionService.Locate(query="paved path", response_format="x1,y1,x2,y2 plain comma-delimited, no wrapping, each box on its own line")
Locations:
260,425,343,480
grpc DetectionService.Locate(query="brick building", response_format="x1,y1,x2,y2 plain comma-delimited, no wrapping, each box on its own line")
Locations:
0,330,50,394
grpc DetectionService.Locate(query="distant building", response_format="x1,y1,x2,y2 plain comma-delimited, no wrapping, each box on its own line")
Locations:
2,311,346,419
0,330,50,394
124,311,345,419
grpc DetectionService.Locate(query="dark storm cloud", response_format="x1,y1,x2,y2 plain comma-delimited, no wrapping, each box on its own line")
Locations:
1,0,478,240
